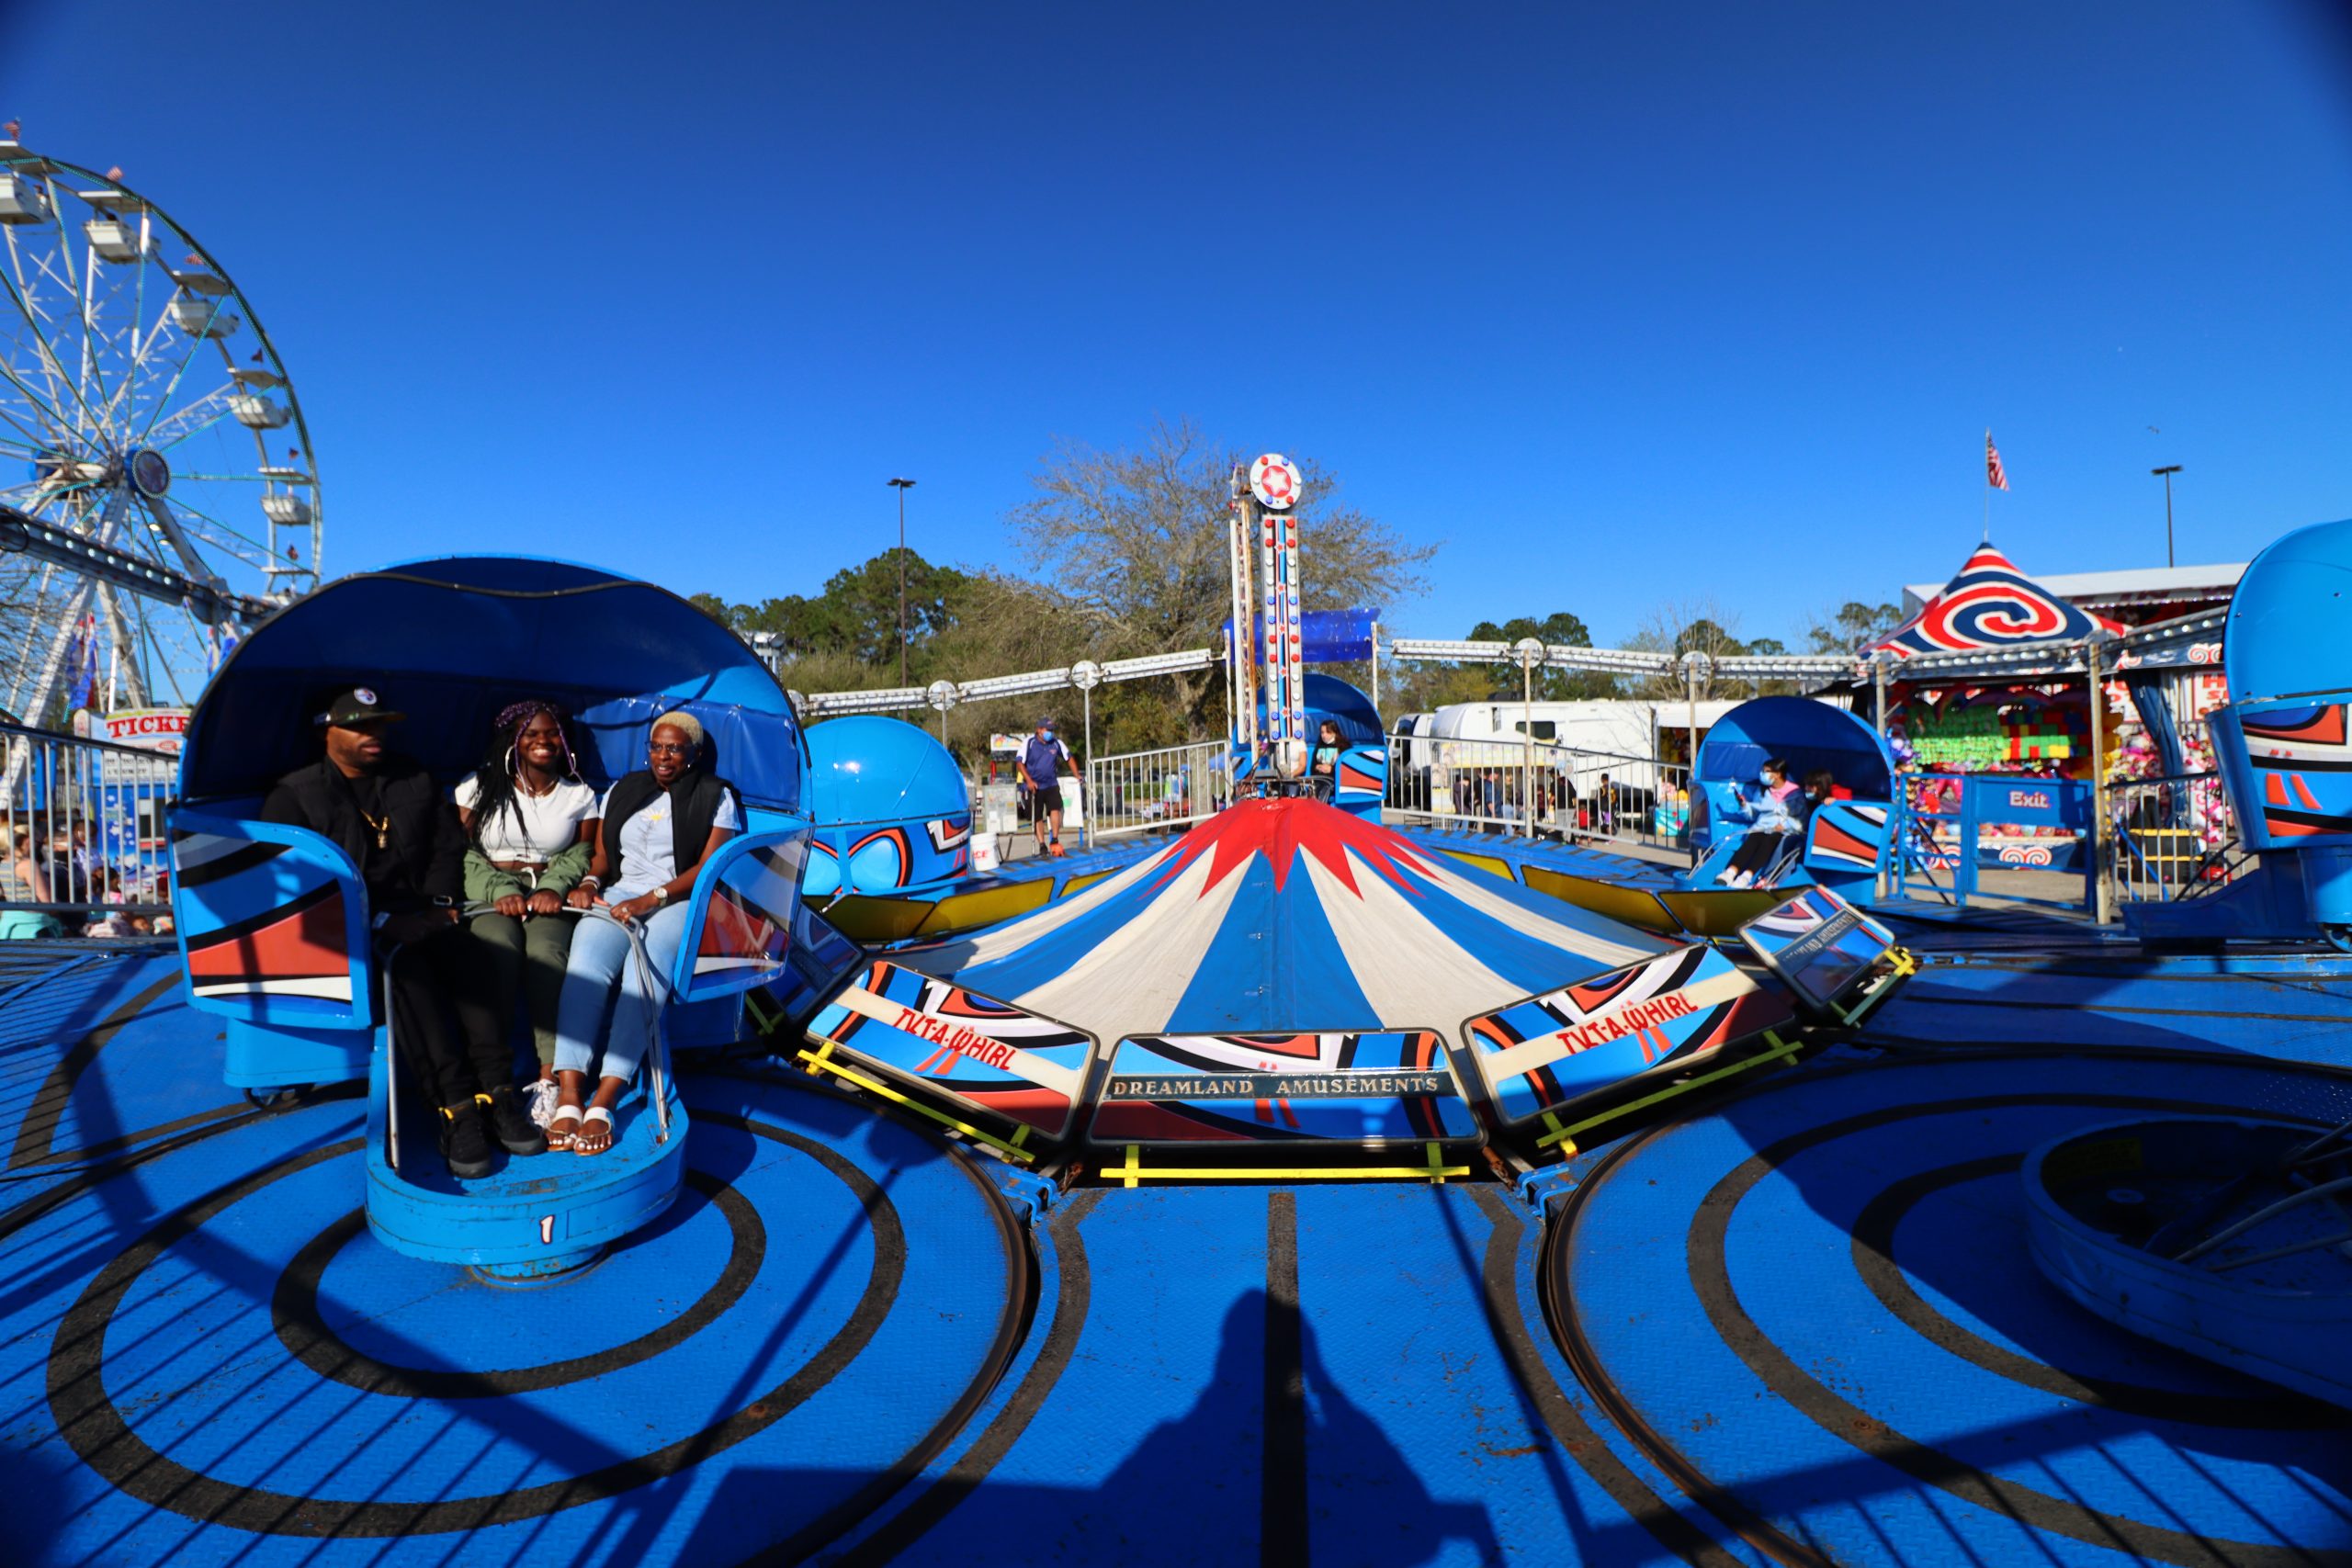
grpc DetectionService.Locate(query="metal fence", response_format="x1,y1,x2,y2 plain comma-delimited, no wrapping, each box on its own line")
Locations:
1085,739,1230,843
2109,770,2243,904
1382,735,1696,853
1,721,176,938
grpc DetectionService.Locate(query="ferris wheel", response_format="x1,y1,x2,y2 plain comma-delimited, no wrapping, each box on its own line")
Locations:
0,132,321,724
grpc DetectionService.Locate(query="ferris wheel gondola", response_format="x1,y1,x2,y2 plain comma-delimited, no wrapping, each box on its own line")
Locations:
0,135,321,723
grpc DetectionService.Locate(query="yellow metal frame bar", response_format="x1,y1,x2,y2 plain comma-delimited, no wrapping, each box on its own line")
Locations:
1832,947,1917,1027
797,1036,1038,1164
745,989,786,1038
1535,1029,1806,1156
1111,1139,1471,1188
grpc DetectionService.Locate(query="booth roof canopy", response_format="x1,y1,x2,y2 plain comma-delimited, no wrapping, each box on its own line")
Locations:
182,557,797,805
903,796,1672,1039
1869,542,2122,659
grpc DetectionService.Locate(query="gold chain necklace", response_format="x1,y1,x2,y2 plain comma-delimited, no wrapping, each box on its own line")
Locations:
358,807,390,850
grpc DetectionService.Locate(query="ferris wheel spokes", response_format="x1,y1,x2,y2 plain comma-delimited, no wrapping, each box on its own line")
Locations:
0,138,321,724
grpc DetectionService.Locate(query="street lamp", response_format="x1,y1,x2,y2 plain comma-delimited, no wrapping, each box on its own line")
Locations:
887,478,917,686
2151,465,2182,569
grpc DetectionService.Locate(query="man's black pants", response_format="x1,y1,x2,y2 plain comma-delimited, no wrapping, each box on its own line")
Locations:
385,926,517,1107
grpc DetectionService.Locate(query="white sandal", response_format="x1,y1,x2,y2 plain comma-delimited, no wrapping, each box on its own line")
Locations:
574,1104,615,1156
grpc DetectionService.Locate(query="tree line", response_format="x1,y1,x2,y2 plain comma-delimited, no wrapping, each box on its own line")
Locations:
689,417,1903,756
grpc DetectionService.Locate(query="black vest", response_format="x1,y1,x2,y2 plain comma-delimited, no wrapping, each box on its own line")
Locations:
603,767,736,877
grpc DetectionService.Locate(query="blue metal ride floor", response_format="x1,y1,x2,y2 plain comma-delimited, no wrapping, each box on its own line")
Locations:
1544,1045,2352,1564
6,949,2352,1563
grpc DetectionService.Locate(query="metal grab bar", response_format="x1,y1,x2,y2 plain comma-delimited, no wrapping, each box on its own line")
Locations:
379,901,680,1171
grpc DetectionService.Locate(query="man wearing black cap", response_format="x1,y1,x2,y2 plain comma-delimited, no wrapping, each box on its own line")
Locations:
262,687,545,1177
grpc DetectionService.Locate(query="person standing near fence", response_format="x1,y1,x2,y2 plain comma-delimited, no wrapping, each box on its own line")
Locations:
1023,717,1073,859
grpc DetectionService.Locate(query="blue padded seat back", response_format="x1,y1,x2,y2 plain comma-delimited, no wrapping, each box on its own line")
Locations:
572,695,805,815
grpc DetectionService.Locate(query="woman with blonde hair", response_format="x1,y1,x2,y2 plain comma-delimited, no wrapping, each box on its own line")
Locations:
551,712,742,1153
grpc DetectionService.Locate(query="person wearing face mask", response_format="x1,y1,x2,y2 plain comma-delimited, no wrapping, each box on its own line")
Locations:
1308,719,1343,798
552,712,741,1155
1716,756,1812,888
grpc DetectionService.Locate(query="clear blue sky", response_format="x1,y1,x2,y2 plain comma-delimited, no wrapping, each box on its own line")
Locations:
9,1,2349,648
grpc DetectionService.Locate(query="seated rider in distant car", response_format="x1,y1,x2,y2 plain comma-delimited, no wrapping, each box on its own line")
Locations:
263,688,545,1177
458,701,600,1124
1309,719,1342,797
1715,755,1813,889
555,712,741,1155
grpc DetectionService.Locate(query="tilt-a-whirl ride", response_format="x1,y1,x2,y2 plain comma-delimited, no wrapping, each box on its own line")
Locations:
6,470,2352,1563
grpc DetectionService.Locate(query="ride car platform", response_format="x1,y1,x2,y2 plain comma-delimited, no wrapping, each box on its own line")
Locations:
7,943,2352,1563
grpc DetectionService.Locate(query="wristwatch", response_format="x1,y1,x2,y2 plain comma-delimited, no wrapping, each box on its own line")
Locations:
651,886,670,906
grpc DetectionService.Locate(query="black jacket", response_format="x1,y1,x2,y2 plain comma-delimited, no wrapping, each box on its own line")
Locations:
603,767,738,883
261,754,464,908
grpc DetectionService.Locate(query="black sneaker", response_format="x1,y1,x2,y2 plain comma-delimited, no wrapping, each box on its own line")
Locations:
481,1087,547,1156
439,1100,493,1179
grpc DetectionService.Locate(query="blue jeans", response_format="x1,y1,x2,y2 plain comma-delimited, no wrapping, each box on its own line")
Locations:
552,904,686,1084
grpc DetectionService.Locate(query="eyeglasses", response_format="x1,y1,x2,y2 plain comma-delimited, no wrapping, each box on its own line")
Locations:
648,741,692,756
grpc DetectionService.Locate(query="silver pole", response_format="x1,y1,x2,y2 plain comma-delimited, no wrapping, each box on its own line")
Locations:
1370,620,1380,713
1082,685,1093,851
2088,637,2114,925
1523,652,1535,840
1685,659,1699,784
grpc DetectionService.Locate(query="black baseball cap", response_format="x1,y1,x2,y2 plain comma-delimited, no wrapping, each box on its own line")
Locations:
315,686,405,728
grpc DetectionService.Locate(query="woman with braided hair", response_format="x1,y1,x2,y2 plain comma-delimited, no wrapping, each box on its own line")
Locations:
457,701,600,1122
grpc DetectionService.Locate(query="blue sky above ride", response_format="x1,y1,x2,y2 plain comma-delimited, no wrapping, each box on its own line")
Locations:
179,556,801,809
11,5,2347,644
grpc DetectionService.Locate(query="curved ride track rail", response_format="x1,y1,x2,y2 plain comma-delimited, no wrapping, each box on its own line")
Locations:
1542,1045,2352,1565
0,969,1046,1566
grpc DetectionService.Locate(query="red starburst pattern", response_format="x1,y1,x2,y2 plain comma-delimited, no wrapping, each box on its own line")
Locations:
1147,797,1434,900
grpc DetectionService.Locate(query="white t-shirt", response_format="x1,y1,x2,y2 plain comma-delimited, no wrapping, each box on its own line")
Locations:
455,773,599,863
602,784,742,899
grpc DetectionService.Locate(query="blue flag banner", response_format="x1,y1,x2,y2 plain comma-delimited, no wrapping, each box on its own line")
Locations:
1222,608,1382,664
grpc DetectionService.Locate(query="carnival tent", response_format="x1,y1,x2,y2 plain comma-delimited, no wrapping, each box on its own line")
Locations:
1868,541,2123,659
903,796,1674,1039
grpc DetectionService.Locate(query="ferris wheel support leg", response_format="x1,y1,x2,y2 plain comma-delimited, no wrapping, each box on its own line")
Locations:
94,583,146,707
11,570,96,728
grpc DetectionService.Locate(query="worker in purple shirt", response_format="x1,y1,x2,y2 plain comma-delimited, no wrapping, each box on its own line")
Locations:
1022,716,1073,859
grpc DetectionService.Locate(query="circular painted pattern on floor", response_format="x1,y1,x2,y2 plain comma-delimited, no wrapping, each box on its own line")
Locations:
3,1071,1031,1567
1546,1049,2352,1565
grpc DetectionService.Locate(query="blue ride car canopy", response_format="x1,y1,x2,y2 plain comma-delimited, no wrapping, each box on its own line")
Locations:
801,715,973,897
179,555,803,815
1696,696,1894,803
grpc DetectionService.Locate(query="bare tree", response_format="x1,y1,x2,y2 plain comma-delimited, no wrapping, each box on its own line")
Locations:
1005,417,1436,737
1623,596,1755,701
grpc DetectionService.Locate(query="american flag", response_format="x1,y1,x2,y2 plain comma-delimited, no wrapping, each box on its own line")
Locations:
1985,432,2010,491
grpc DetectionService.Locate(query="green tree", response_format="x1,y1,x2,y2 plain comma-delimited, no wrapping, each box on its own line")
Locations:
1803,600,1905,655
692,549,975,672
1464,611,1613,701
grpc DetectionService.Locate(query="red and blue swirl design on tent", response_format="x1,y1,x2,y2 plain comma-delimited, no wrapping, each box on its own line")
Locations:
1868,542,2120,657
